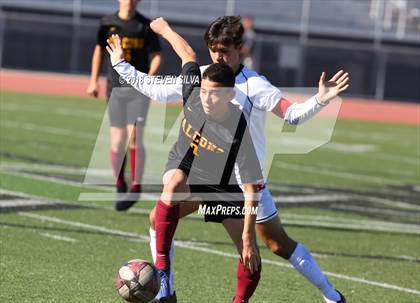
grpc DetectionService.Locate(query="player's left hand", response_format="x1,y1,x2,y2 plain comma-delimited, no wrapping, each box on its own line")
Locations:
106,34,124,66
242,238,260,273
317,70,350,104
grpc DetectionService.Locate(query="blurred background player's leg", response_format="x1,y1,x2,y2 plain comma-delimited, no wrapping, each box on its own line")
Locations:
115,90,150,211
108,90,129,203
110,127,128,193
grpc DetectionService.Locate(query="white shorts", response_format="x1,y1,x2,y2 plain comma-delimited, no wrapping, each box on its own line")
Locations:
256,187,278,223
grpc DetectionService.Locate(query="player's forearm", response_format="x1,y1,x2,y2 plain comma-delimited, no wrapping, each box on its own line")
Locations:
242,184,259,240
89,45,103,83
161,29,196,65
284,95,326,125
148,52,161,76
113,60,182,102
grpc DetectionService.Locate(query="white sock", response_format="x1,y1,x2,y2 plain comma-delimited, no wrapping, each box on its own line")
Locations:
149,227,175,294
289,243,340,302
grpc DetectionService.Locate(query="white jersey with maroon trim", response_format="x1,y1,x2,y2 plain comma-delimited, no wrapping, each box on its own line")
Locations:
113,61,325,182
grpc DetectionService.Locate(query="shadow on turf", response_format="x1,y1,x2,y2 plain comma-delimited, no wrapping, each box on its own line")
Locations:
1,221,419,264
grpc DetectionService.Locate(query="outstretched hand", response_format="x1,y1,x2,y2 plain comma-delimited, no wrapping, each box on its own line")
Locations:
150,17,172,37
317,70,350,104
106,34,124,66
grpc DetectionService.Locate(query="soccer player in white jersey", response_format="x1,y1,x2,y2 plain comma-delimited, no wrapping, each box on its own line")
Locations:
113,16,349,303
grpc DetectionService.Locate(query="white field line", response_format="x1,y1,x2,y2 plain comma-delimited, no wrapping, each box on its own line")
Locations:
0,199,56,208
108,203,420,235
3,167,418,212
269,184,420,211
98,204,420,235
1,103,103,120
17,212,420,296
1,120,96,140
280,160,418,181
280,214,420,235
3,161,416,205
321,143,375,153
0,162,87,175
273,194,350,203
0,120,170,155
370,153,420,166
4,186,419,235
330,204,420,218
397,255,420,262
19,212,149,241
267,136,375,154
0,162,162,183
127,238,150,244
281,219,420,235
1,170,113,192
39,232,78,243
0,170,159,201
275,162,404,185
332,130,412,144
80,190,161,202
356,196,420,212
280,213,418,227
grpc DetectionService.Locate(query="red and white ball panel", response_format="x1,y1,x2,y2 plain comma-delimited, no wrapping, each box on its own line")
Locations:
115,259,160,303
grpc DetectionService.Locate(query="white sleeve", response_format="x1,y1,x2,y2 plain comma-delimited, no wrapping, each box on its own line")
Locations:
113,60,182,102
284,95,327,125
248,75,283,111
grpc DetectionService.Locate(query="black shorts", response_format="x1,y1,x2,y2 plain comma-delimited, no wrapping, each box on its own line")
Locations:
107,86,150,127
165,155,245,223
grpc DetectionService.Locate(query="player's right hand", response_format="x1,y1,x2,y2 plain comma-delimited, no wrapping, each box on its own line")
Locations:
87,82,99,98
106,34,124,66
150,17,172,37
242,238,261,273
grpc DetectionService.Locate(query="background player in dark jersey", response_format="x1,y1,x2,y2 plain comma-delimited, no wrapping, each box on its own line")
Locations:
107,15,264,301
87,0,161,210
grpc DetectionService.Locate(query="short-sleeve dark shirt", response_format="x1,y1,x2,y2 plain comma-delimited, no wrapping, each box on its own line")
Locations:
169,62,263,185
97,12,160,91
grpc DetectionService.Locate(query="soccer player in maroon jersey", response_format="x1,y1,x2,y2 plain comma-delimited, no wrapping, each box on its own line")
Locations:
87,0,161,211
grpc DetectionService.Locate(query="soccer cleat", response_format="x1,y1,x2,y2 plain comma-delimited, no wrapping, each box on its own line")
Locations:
336,290,346,303
167,291,177,303
154,269,171,302
152,292,176,303
116,181,127,193
115,185,141,211
324,290,346,303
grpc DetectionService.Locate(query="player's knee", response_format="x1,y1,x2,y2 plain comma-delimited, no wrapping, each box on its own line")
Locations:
111,136,127,152
268,241,289,259
166,171,188,192
111,142,125,153
128,136,136,149
268,237,296,259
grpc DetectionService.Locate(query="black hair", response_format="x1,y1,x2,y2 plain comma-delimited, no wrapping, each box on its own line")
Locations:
204,16,244,48
202,63,235,87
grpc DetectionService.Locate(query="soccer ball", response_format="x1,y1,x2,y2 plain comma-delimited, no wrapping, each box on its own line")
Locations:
115,259,160,303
